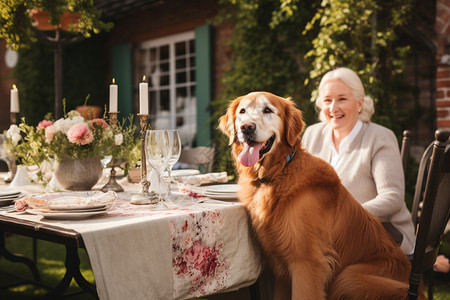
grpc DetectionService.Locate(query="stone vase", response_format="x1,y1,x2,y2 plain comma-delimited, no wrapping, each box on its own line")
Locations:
54,156,103,191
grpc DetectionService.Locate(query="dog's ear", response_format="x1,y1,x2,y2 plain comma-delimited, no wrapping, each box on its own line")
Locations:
218,96,243,145
285,98,305,147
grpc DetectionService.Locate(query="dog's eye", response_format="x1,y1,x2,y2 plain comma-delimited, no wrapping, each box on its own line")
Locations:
263,107,273,114
239,108,245,114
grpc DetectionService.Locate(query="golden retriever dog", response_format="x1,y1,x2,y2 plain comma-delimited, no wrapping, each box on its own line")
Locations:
218,92,423,300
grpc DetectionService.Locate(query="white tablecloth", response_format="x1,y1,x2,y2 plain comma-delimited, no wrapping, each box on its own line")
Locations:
0,179,262,300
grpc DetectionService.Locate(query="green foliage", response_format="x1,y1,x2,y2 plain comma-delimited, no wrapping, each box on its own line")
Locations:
303,0,415,135
0,0,112,50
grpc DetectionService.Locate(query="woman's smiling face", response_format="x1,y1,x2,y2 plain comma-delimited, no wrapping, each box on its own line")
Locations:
321,79,363,137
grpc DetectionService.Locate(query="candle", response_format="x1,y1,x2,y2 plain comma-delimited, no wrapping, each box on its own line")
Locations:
109,78,118,112
139,76,149,114
10,84,19,113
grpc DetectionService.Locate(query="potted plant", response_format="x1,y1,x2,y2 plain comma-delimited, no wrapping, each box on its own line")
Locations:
5,110,140,190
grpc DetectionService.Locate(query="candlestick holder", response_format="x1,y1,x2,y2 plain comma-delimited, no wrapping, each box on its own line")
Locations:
101,112,124,193
5,113,19,183
130,114,158,204
10,112,18,125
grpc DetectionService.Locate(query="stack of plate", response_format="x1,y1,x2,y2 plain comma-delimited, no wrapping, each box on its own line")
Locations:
0,188,23,206
203,184,240,200
24,191,117,220
27,204,108,220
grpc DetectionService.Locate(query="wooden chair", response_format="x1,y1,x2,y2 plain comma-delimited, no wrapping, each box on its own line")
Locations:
401,130,413,175
178,146,215,173
407,129,450,300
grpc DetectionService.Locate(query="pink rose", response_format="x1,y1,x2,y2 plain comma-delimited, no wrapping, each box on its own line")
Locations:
67,123,94,145
15,199,28,211
90,118,108,130
37,120,53,131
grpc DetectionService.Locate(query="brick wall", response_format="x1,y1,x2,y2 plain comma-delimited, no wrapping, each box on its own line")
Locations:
436,0,450,130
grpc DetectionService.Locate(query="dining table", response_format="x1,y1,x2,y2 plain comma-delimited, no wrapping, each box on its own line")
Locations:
0,170,263,300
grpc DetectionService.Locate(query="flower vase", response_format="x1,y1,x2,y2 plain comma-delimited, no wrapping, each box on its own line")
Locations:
54,156,103,191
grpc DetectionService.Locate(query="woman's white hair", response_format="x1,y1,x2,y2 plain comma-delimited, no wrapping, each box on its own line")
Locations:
315,67,375,122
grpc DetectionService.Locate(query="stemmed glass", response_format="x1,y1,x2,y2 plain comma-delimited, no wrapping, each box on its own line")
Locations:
164,130,181,200
145,130,171,203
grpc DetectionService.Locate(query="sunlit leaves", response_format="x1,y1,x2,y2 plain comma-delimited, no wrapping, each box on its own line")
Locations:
0,0,112,50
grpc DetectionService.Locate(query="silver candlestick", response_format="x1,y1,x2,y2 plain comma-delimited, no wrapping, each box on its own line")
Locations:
4,113,18,183
101,112,124,193
130,114,158,204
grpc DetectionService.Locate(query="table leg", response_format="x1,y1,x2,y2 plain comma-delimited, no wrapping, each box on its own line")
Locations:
0,232,40,281
44,245,97,299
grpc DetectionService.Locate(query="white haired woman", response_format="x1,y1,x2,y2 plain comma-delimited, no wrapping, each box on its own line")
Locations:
302,67,415,255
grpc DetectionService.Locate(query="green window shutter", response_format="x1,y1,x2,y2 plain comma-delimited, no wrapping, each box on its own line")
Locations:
195,25,212,147
111,44,133,118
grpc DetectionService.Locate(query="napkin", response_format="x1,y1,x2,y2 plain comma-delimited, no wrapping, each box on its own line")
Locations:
24,191,117,210
174,172,228,185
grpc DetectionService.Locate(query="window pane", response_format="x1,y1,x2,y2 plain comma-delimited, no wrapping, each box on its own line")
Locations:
175,41,186,56
176,71,186,84
160,89,170,111
160,62,169,72
149,91,157,113
189,56,195,68
189,40,195,53
160,45,169,60
176,58,186,69
160,74,170,86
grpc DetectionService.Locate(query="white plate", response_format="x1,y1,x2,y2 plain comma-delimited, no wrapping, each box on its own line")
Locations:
48,203,107,211
0,193,23,200
204,192,239,200
41,206,107,213
205,184,240,194
27,209,107,220
0,189,21,197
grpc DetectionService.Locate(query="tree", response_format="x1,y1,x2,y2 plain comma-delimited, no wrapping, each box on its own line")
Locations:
0,0,112,119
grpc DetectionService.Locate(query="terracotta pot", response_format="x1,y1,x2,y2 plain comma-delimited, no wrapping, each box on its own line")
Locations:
76,105,103,120
30,9,81,31
54,156,103,191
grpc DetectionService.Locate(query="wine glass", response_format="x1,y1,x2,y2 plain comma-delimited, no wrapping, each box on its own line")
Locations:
164,130,182,199
145,130,171,203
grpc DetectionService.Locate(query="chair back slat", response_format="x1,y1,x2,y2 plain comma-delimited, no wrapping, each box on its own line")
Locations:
179,146,215,173
410,143,433,228
401,130,413,175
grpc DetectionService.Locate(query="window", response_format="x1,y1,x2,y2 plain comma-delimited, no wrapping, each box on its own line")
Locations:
136,31,196,147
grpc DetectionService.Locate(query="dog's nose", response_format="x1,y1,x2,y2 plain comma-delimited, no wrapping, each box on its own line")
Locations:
241,122,256,134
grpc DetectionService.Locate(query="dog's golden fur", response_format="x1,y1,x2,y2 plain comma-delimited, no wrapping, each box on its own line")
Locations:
219,92,423,299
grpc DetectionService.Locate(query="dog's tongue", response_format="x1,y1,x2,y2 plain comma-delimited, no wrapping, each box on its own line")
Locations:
238,143,262,167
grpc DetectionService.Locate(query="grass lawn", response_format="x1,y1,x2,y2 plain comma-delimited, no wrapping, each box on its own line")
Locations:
0,234,449,299
0,234,96,299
